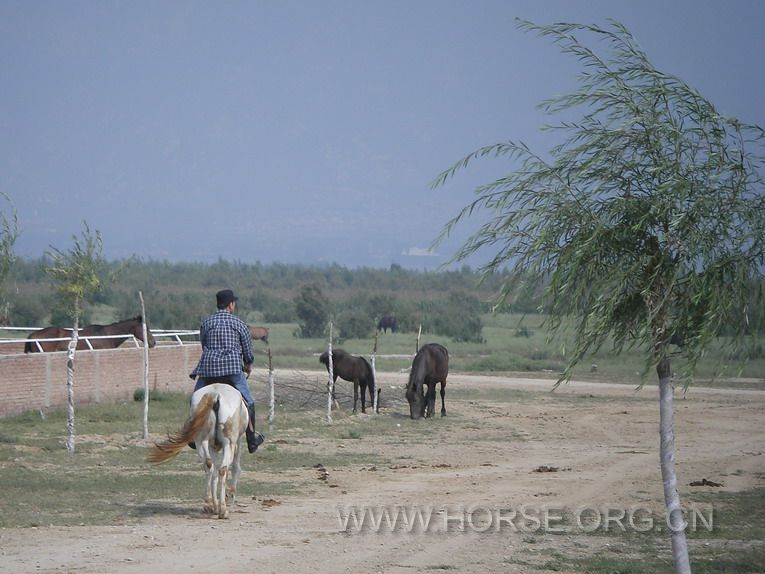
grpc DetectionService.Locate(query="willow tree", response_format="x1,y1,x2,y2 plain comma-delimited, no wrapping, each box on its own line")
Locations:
433,20,765,574
46,223,106,453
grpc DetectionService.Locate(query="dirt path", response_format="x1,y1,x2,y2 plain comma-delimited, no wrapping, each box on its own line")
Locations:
1,372,763,573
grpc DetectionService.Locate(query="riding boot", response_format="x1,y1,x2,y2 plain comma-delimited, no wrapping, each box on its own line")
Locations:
246,404,264,453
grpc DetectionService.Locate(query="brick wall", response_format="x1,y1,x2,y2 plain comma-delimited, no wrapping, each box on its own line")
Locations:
0,344,201,417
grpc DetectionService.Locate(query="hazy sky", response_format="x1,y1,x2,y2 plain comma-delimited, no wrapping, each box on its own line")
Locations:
2,1,763,268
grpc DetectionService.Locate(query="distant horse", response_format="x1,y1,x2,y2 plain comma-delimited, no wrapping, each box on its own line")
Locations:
319,348,380,414
148,383,248,519
24,316,156,352
405,343,449,419
248,325,270,344
377,315,398,334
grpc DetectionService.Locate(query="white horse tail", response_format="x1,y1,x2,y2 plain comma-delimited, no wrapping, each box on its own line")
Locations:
148,393,217,464
212,395,225,452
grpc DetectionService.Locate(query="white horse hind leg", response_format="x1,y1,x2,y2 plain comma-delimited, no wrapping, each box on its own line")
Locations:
228,437,243,505
217,441,235,518
196,441,216,514
217,465,229,518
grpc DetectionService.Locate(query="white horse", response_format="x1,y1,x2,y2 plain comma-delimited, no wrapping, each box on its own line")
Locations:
148,383,249,519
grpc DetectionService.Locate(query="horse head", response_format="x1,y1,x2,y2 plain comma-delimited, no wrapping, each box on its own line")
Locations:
133,316,156,348
405,366,425,419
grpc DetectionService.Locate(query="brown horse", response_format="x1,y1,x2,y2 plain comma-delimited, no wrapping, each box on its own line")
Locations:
319,348,379,414
248,325,270,344
405,343,449,419
24,316,156,352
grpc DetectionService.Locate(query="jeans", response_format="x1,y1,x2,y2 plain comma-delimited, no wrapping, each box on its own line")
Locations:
194,371,254,408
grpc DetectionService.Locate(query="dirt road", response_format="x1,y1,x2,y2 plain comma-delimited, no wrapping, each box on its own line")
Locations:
1,372,763,573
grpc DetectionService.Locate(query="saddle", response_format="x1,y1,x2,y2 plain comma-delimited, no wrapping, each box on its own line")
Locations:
195,376,252,430
201,375,237,387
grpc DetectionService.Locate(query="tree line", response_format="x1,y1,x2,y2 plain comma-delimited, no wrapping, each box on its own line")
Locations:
5,254,765,345
3,256,546,342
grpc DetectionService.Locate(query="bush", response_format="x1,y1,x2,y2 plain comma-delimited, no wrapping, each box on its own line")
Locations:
336,308,375,341
133,388,172,402
294,283,330,338
429,291,484,343
8,292,49,326
262,305,295,323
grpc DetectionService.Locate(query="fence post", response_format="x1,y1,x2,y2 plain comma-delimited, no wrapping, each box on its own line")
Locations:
416,324,422,353
65,318,78,453
267,345,275,432
326,322,334,423
139,290,150,440
371,331,379,414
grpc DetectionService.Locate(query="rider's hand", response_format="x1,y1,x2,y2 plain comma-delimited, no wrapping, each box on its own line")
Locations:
243,363,253,375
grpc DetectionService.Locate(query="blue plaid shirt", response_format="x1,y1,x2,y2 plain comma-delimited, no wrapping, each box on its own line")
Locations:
191,310,254,378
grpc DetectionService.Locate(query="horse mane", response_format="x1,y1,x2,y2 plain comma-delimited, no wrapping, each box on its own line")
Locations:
407,344,446,392
83,316,143,329
320,348,350,366
406,352,427,393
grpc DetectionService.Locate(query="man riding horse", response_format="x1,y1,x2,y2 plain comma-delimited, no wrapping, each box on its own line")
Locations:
189,289,264,453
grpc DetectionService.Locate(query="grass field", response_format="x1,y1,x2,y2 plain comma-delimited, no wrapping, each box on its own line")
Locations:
249,313,765,385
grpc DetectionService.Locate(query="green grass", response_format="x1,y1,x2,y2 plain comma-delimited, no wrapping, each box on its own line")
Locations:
532,547,765,574
687,488,765,542
253,314,765,387
515,487,765,574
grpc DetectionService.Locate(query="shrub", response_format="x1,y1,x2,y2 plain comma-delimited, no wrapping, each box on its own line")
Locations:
429,291,484,343
336,308,374,341
133,388,172,402
294,283,330,338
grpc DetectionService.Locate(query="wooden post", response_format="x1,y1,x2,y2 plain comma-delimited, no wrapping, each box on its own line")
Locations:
139,291,150,440
371,331,379,414
416,324,422,353
326,322,334,423
267,345,275,432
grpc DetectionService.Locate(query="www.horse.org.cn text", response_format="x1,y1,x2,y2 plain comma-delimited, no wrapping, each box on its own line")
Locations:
336,504,715,535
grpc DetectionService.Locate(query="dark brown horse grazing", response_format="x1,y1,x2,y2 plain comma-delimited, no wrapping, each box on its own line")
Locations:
319,348,379,414
24,316,156,353
405,343,449,419
376,315,398,333
248,325,270,344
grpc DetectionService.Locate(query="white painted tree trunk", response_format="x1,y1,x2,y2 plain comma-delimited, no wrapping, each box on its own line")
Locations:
65,317,78,453
326,322,334,423
371,332,378,414
658,367,692,574
139,291,150,440
267,346,275,432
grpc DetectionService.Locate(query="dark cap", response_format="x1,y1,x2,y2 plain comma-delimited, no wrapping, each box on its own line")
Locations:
216,289,238,309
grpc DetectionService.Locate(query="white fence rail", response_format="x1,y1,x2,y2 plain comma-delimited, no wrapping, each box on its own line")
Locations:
0,327,199,352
